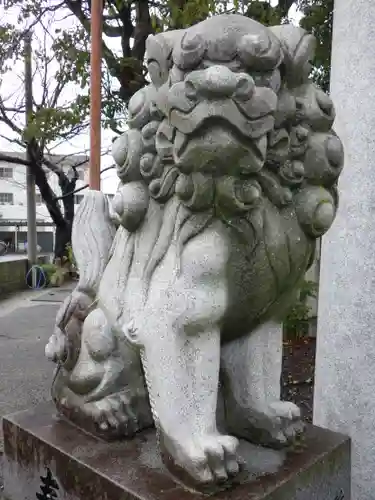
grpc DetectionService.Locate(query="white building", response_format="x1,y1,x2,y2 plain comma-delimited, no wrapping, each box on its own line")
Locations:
0,152,114,253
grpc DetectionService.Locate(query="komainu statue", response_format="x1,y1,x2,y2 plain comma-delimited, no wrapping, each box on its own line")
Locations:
45,14,343,490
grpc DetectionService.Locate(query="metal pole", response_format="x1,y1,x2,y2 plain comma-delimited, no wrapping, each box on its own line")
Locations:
24,32,38,287
89,0,103,191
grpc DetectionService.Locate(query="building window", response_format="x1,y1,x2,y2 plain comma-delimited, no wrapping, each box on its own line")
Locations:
36,193,43,205
0,167,13,179
74,194,84,204
0,193,14,205
77,169,85,181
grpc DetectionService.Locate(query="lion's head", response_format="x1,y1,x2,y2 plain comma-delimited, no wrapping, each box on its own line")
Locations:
112,14,343,241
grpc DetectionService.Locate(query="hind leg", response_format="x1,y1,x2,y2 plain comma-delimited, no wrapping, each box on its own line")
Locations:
221,321,303,448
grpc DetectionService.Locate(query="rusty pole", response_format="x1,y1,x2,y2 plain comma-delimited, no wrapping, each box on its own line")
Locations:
89,0,103,190
24,32,38,286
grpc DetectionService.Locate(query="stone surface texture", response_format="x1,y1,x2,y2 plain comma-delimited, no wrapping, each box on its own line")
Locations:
43,14,344,490
313,2,375,500
3,402,350,500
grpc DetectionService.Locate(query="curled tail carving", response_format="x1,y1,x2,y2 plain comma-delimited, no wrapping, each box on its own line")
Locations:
73,191,117,297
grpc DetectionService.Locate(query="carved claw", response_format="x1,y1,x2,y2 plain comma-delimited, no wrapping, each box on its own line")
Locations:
161,431,240,486
256,401,304,447
225,397,304,449
82,392,140,435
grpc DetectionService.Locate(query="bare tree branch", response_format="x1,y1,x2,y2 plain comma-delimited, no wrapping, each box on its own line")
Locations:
1,105,26,113
0,134,26,149
0,153,30,167
56,165,116,200
0,96,23,136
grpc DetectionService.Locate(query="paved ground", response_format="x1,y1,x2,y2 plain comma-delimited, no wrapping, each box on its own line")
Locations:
0,286,75,495
0,285,74,419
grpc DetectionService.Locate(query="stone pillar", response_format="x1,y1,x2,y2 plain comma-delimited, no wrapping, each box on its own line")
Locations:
314,2,375,499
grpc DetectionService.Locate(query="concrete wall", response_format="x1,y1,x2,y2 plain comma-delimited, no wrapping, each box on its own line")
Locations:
0,258,28,297
0,256,50,298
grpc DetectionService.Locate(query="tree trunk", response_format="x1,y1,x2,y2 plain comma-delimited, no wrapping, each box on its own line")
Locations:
54,221,72,262
54,175,76,262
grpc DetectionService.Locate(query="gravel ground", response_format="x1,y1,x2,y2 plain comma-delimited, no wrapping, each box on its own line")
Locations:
281,337,316,423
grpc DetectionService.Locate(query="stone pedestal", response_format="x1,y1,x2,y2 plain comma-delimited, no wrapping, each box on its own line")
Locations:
3,402,350,500
313,2,375,500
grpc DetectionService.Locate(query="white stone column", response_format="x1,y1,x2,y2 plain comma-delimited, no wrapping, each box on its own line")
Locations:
314,2,375,499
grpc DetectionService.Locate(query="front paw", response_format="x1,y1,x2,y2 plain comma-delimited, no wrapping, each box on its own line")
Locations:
82,392,140,435
161,430,240,487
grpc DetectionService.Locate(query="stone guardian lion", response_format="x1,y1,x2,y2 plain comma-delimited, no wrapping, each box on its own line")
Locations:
45,14,343,489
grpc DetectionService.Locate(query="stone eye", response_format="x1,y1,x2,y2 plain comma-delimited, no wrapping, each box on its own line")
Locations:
233,75,255,100
185,80,197,101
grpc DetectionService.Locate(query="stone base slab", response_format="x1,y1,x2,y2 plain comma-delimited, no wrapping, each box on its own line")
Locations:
2,402,350,500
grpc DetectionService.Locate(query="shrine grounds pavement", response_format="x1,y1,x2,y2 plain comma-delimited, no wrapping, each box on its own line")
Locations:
0,285,76,493
0,285,75,447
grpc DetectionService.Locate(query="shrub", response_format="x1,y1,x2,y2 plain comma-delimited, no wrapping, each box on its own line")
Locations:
283,280,318,341
39,263,57,286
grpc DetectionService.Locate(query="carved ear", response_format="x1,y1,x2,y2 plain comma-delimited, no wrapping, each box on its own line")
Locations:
270,25,316,87
146,34,170,88
237,32,283,71
146,32,182,88
172,31,207,70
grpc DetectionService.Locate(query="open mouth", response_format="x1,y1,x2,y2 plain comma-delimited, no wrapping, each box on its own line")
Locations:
173,116,268,176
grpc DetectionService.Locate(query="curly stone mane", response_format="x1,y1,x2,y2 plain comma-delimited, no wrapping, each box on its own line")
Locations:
109,15,343,282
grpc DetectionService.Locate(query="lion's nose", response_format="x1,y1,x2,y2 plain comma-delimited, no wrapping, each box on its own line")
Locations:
185,66,253,99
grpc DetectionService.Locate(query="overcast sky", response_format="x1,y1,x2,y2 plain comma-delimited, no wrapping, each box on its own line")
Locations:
0,2,302,195
0,3,118,193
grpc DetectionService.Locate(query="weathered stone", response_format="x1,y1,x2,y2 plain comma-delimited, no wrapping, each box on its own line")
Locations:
3,402,350,500
313,2,375,499
42,13,344,490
